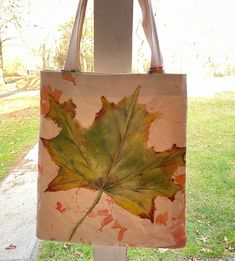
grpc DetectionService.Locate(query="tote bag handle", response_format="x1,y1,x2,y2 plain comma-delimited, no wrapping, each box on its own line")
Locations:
64,0,163,73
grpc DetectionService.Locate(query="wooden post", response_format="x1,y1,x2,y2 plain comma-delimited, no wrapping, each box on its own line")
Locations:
94,0,133,73
93,0,133,260
93,245,127,261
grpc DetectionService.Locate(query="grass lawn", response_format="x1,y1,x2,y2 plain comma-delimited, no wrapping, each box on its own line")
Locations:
0,94,39,180
38,92,235,260
0,91,234,260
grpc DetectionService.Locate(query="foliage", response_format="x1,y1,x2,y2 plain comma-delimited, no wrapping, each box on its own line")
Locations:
4,59,23,77
206,56,235,77
0,0,21,38
80,7,94,72
0,0,22,83
38,41,55,70
54,19,74,70
54,7,94,71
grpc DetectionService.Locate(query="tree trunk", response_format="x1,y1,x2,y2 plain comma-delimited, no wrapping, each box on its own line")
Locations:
0,39,6,84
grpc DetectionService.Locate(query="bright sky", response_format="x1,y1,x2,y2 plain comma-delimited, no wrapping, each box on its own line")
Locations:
140,0,235,73
4,0,235,75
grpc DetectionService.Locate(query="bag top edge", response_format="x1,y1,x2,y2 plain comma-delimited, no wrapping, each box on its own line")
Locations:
41,70,187,77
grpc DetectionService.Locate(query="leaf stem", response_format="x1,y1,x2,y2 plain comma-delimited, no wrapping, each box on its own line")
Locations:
69,189,103,241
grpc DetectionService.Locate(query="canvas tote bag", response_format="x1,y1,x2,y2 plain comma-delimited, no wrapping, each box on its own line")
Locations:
37,0,187,248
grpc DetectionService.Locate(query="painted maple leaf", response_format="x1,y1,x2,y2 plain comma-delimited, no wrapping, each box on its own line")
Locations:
41,86,186,240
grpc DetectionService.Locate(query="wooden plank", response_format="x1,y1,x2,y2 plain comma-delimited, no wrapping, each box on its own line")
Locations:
93,245,127,261
93,0,133,259
94,0,133,73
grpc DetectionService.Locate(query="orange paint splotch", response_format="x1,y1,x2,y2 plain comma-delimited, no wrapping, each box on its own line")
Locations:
112,221,122,229
112,221,128,242
172,225,186,248
97,214,113,232
118,227,128,241
55,201,68,214
89,208,109,218
97,209,109,216
155,211,168,226
174,174,185,187
62,72,77,86
41,85,62,115
95,213,128,241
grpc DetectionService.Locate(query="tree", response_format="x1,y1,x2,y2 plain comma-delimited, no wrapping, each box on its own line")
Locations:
0,39,7,84
54,7,94,72
0,0,22,84
38,39,55,70
54,19,74,70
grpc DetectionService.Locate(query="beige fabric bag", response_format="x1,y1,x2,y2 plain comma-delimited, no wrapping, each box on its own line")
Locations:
37,0,187,248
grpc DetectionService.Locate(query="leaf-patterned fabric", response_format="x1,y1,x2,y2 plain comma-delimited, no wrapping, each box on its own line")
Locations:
37,72,187,248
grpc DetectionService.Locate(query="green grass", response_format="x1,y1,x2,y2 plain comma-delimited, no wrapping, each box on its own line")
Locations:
38,93,235,260
0,105,39,180
38,241,93,261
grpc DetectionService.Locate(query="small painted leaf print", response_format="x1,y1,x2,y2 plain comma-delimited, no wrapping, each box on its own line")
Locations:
155,211,168,225
41,85,186,240
62,72,77,86
41,85,62,115
55,201,68,214
97,214,114,232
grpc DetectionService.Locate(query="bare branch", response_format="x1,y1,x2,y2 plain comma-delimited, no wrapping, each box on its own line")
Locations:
2,37,12,43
